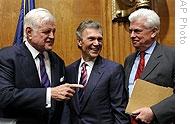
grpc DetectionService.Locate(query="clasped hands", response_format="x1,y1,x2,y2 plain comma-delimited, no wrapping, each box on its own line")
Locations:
51,83,84,101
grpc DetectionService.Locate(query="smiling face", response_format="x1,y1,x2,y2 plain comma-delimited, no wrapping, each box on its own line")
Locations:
129,18,157,51
78,28,103,61
26,20,56,52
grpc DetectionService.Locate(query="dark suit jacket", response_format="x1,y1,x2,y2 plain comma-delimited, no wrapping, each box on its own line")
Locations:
61,56,129,124
0,43,65,124
124,43,175,124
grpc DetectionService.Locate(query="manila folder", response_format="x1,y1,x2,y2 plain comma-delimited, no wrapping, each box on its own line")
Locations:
125,79,173,113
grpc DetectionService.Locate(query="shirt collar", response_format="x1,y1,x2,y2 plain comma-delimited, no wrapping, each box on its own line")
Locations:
137,41,156,56
145,41,156,55
25,40,48,59
25,41,39,59
80,57,96,68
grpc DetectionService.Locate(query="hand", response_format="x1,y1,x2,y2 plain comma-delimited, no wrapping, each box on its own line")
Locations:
51,83,84,101
132,107,154,124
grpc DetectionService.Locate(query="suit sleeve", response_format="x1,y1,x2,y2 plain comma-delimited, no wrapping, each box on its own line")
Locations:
109,64,130,124
150,46,175,124
0,51,46,110
151,94,175,124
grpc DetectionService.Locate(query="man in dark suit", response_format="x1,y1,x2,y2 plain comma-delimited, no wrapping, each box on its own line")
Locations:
0,8,83,124
61,20,129,124
124,8,175,124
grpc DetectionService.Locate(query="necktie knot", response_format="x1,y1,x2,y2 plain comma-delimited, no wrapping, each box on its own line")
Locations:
81,62,87,73
140,51,145,59
37,53,45,60
81,62,87,67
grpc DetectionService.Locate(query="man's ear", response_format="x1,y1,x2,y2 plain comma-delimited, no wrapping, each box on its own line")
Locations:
26,27,32,40
151,27,158,38
77,39,82,47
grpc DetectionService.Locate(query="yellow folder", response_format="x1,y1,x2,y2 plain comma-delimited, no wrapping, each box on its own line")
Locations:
125,79,173,113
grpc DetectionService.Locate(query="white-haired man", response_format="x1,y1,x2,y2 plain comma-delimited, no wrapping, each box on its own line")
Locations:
0,8,83,124
124,8,175,124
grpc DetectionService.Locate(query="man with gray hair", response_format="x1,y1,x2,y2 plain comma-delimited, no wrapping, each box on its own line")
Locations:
124,8,175,124
0,8,83,124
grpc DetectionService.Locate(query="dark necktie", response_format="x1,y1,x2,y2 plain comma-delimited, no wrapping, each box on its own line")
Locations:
78,62,87,101
134,52,145,81
38,53,50,87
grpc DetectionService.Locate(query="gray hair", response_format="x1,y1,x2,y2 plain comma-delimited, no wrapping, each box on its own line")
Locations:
76,20,103,40
24,8,55,40
128,8,160,30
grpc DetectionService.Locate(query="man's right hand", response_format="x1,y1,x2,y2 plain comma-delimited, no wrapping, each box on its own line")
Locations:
51,83,84,101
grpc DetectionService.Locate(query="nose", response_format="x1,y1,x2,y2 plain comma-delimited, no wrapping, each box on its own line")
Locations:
49,31,55,39
93,39,100,45
130,31,136,38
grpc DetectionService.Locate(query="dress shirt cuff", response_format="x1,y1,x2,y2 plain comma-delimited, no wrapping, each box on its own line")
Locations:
46,88,51,108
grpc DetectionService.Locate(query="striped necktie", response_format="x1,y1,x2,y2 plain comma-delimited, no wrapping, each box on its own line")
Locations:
134,52,145,81
78,62,88,101
38,53,50,87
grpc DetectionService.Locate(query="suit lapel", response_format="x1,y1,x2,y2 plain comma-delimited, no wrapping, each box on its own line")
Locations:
80,56,104,111
17,43,41,87
48,52,60,87
125,53,137,83
141,44,162,79
69,60,81,114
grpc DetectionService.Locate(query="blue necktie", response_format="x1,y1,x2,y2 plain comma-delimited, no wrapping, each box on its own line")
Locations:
38,53,50,87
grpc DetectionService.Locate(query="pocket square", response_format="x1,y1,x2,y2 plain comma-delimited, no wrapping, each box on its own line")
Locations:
60,76,65,82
